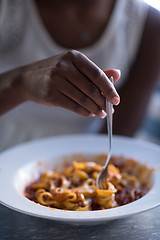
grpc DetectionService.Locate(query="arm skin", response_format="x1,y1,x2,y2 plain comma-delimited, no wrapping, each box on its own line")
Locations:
0,51,120,117
0,68,25,115
101,6,160,136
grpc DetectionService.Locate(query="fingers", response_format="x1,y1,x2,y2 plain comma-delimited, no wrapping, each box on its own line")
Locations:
47,50,121,118
56,60,106,111
57,77,106,118
56,92,94,117
24,50,121,119
69,50,120,105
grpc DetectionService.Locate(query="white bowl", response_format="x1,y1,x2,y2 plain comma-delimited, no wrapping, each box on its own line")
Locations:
0,134,160,225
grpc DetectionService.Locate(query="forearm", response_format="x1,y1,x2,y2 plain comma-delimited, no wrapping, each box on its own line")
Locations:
0,67,25,115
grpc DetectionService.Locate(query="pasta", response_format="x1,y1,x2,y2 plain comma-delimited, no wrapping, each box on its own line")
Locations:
24,154,154,211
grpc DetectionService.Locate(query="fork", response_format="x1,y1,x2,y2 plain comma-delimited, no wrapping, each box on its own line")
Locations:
96,76,114,189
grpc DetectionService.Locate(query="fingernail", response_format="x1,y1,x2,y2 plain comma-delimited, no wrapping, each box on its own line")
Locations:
99,110,107,119
114,69,121,77
112,96,120,105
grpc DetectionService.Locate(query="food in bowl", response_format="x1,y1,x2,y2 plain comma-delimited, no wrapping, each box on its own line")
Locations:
24,154,154,211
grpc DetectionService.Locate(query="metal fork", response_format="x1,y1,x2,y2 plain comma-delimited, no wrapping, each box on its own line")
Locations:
96,76,114,189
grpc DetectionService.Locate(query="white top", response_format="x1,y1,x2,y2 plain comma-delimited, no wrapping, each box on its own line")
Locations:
0,0,149,151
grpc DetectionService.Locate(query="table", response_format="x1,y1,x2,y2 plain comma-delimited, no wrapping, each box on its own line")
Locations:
0,204,160,240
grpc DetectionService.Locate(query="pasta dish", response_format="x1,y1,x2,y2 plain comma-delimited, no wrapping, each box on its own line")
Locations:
24,154,154,211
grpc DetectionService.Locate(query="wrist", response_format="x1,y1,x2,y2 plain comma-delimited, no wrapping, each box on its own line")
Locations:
16,66,29,103
0,67,28,115
10,67,28,104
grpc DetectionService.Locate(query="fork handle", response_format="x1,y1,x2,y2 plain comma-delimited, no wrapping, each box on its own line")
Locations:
106,76,114,151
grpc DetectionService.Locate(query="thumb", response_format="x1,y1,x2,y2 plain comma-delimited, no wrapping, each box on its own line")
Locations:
103,69,121,83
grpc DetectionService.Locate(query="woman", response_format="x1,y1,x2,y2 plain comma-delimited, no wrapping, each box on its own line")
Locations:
0,0,160,151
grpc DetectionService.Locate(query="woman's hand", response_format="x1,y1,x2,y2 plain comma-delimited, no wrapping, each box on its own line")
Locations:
21,50,120,118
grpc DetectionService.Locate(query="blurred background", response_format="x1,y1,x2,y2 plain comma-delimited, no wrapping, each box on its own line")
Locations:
143,0,160,11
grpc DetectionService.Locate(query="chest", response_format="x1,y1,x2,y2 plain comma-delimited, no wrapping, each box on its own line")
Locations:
34,0,116,49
